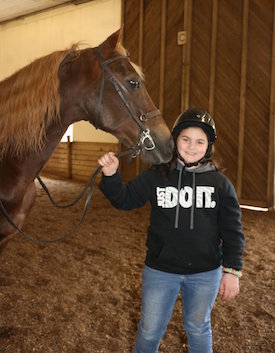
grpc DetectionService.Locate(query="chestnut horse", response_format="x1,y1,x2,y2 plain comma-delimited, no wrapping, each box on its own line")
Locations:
0,29,173,250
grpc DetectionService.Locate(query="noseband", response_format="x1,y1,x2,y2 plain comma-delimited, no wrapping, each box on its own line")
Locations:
92,48,159,157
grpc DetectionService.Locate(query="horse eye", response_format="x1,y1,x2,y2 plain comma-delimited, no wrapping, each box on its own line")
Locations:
128,79,140,89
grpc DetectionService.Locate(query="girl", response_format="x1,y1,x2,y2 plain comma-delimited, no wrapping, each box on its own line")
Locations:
98,108,245,353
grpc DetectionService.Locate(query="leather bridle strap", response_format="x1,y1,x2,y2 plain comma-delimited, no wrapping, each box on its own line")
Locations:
93,48,159,152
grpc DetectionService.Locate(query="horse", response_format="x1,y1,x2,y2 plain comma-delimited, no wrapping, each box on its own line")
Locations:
0,28,174,251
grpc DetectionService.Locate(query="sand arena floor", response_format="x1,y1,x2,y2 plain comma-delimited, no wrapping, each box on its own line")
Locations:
0,177,274,353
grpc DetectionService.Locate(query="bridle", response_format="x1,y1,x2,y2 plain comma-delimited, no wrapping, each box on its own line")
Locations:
0,49,161,245
92,47,159,157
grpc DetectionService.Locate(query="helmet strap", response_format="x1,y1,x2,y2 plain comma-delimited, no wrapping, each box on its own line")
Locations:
176,143,212,168
176,151,203,168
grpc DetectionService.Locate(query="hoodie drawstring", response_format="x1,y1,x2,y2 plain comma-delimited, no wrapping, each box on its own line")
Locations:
190,172,196,230
174,166,183,229
175,164,196,230
175,161,215,230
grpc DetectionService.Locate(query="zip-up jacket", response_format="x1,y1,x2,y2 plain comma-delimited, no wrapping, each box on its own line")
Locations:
99,162,245,275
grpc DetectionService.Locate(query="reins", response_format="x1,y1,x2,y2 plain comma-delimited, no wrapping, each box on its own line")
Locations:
0,48,161,245
36,147,137,209
0,148,135,245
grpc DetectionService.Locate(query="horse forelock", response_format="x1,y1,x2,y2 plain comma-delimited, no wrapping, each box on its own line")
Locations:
0,46,76,160
115,43,145,81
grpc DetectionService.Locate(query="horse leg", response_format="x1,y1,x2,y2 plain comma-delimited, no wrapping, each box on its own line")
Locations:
0,233,16,252
0,182,36,252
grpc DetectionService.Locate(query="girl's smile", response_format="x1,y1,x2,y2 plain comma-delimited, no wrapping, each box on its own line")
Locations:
176,127,208,164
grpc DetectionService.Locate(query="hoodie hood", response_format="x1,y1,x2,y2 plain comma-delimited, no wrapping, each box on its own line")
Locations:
174,161,216,229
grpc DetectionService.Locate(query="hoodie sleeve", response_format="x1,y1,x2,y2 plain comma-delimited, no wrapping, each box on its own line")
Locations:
218,177,246,270
99,170,152,210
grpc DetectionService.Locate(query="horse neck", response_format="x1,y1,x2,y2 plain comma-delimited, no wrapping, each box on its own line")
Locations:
26,92,88,180
9,120,69,182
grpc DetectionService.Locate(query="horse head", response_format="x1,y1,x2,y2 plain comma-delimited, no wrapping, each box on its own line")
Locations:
58,29,174,165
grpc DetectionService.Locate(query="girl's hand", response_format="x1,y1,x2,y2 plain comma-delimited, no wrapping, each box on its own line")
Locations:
98,152,119,176
219,273,240,300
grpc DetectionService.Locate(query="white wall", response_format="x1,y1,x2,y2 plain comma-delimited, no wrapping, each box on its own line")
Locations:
0,0,121,143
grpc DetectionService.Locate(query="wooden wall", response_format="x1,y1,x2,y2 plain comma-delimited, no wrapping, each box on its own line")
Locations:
42,141,119,182
121,0,275,208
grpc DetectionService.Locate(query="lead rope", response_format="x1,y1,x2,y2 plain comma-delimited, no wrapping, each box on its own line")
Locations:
0,169,98,245
36,148,137,209
0,148,136,245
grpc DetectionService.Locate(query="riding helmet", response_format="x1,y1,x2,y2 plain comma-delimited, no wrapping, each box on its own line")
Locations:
172,108,217,143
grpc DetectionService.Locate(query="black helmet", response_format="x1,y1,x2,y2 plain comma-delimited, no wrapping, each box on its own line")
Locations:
172,108,216,143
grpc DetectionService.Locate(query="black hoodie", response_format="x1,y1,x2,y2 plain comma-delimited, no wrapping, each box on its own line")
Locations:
99,162,245,275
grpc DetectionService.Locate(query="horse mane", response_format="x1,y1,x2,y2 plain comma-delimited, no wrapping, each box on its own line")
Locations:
0,41,143,160
0,45,77,160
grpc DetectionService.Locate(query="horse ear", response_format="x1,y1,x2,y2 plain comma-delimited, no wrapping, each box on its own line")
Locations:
99,27,123,58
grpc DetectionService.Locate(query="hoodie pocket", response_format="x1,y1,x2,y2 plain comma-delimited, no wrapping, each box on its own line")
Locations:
147,233,192,267
146,226,221,270
148,237,221,270
186,238,222,269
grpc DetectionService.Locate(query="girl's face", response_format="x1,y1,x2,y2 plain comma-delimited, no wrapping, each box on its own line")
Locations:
176,127,208,164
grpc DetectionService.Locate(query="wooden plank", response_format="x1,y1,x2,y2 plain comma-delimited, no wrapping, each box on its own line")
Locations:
139,0,144,67
159,0,167,113
48,149,67,156
49,150,67,157
72,142,119,151
182,0,192,110
45,160,67,166
72,146,118,157
214,0,243,186
72,160,101,168
44,165,66,172
240,198,268,208
267,0,275,208
67,136,72,179
209,0,218,115
44,168,67,174
189,0,212,109
50,152,67,158
46,155,67,161
163,0,185,128
123,0,140,64
52,145,67,152
44,160,67,167
42,142,119,181
237,0,249,198
71,151,116,160
241,0,273,204
143,0,162,106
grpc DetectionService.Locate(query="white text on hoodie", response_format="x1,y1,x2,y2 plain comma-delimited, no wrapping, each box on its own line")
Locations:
156,186,216,208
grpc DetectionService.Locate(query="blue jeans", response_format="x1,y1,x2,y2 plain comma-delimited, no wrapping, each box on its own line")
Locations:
133,265,222,353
